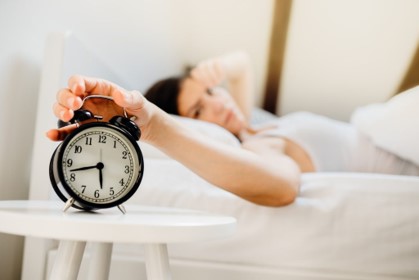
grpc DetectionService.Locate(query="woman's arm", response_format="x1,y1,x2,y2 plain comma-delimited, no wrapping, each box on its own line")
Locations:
190,51,255,121
48,75,300,207
151,113,301,206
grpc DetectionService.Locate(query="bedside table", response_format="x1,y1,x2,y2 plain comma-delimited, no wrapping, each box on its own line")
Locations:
0,200,236,280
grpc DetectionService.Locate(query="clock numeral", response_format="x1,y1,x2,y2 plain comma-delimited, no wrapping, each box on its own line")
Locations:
124,165,130,174
94,190,100,198
98,135,107,144
109,187,115,196
85,137,92,145
81,185,87,193
113,141,117,149
70,173,76,182
74,146,82,153
122,151,128,159
119,178,125,186
66,159,73,167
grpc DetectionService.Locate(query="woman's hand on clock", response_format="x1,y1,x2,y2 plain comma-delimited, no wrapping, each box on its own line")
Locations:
47,75,158,142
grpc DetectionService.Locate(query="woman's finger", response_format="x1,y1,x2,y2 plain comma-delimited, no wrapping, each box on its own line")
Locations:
68,75,97,97
53,102,74,122
198,61,216,86
191,59,224,88
213,59,224,82
112,90,145,113
68,75,115,97
46,124,78,141
190,68,203,84
56,88,83,111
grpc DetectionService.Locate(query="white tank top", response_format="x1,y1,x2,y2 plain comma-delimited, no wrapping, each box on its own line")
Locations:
257,112,419,175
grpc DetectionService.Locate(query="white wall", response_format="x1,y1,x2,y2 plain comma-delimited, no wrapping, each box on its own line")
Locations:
281,0,419,119
169,0,274,105
0,0,417,279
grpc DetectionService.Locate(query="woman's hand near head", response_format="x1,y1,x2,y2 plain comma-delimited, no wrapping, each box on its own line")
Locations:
191,51,254,120
190,58,225,89
47,75,156,142
190,51,251,87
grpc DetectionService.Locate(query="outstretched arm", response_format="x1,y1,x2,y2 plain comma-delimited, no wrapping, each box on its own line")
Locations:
48,75,300,206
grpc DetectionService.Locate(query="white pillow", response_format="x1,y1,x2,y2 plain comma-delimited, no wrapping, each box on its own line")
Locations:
139,115,240,159
350,86,419,165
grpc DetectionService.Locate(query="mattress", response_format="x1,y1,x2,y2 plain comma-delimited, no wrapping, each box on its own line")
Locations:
121,157,419,279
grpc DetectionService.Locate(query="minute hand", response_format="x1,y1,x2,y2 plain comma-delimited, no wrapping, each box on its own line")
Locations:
69,165,99,172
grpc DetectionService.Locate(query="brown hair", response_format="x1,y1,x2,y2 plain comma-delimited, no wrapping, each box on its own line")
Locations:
144,76,185,115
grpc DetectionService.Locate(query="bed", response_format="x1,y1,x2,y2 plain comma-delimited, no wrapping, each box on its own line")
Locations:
22,32,419,280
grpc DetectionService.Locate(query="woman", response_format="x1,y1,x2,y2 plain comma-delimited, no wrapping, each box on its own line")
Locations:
47,52,419,207
144,51,419,175
144,51,316,174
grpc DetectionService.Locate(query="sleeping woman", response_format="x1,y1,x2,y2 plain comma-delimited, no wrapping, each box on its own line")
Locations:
47,51,419,207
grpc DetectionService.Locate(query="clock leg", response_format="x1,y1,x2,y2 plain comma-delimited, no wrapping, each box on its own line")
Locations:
117,204,126,214
63,197,75,212
49,240,86,280
144,243,172,280
87,242,113,280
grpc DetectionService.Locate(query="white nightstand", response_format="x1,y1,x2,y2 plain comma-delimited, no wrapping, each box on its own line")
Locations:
0,200,236,280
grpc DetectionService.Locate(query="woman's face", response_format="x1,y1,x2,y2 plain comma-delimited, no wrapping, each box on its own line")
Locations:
177,78,247,135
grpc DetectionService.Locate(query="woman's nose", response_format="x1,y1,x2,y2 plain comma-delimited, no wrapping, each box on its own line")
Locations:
211,100,225,113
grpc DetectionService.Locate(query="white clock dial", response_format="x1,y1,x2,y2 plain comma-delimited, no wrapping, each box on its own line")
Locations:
61,126,142,204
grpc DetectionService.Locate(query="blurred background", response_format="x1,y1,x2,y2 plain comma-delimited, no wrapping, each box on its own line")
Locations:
0,0,418,278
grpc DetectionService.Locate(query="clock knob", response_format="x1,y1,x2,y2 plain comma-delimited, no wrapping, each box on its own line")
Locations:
57,110,94,128
110,116,141,140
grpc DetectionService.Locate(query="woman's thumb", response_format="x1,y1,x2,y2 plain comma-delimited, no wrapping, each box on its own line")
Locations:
113,90,145,113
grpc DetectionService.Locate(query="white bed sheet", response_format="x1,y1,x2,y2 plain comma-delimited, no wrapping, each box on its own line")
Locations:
126,158,419,279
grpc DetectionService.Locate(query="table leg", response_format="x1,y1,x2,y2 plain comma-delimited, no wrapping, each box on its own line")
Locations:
87,242,113,280
144,243,172,280
49,240,86,280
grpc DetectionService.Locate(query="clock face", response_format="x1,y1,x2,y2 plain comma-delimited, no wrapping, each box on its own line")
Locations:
59,125,142,206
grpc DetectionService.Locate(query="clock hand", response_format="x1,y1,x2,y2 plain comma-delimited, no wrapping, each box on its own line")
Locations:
70,162,105,172
99,169,103,189
99,150,103,189
97,162,104,189
69,165,98,172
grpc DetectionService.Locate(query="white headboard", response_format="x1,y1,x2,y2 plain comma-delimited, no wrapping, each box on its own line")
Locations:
29,31,128,200
24,31,135,279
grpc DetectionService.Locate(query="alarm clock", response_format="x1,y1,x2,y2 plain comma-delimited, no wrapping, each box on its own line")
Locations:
49,95,144,213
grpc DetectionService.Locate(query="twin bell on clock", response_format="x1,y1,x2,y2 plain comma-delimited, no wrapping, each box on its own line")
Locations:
49,95,144,214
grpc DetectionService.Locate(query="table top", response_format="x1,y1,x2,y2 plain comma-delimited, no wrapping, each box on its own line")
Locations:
0,200,236,244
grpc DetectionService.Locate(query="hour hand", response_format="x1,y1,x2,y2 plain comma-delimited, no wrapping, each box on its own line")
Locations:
69,165,98,172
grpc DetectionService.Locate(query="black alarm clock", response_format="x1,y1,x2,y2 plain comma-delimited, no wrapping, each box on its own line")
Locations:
49,95,144,213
